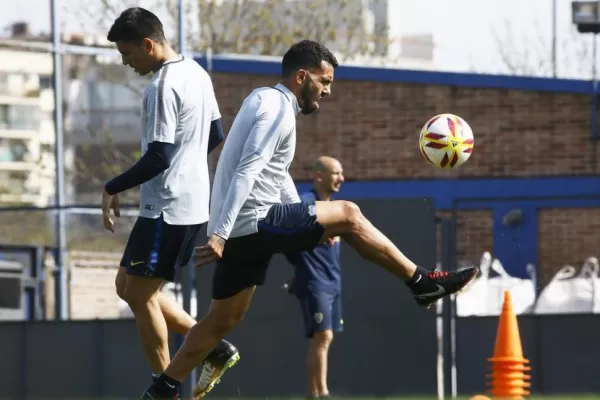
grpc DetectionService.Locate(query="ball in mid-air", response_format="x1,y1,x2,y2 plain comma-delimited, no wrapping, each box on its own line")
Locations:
419,113,474,169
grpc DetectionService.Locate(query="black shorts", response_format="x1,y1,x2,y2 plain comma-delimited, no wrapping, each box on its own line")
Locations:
212,200,325,299
298,291,344,338
120,214,204,282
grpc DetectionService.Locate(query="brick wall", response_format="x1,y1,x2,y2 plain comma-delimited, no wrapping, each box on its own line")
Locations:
436,210,494,269
210,73,600,179
538,208,600,285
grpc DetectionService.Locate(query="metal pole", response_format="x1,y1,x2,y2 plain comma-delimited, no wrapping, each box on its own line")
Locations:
594,33,597,86
449,203,458,400
177,2,196,398
50,0,68,320
593,32,599,173
178,0,186,54
551,0,557,77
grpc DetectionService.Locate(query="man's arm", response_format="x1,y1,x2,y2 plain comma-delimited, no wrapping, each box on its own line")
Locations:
105,142,174,195
207,81,224,155
207,119,224,155
104,83,179,195
280,172,300,203
211,96,287,240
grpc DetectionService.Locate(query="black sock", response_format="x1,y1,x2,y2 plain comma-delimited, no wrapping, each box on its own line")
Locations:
151,373,160,384
405,266,430,289
153,373,181,398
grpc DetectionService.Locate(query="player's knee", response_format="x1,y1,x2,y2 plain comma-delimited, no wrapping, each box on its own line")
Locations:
341,201,365,233
312,329,334,347
205,306,246,334
115,270,126,300
122,279,160,309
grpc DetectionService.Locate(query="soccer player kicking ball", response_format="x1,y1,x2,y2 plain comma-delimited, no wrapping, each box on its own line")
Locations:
101,7,240,398
141,39,479,400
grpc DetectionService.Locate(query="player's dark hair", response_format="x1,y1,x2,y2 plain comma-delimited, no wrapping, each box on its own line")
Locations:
107,7,166,44
281,40,339,77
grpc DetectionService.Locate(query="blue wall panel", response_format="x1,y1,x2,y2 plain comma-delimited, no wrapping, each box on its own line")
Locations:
194,55,597,94
295,177,600,278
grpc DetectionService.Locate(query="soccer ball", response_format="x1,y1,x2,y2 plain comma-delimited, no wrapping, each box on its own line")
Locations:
419,113,474,169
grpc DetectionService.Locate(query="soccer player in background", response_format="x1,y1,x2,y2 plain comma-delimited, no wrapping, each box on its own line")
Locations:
101,7,239,397
142,39,479,400
283,156,345,400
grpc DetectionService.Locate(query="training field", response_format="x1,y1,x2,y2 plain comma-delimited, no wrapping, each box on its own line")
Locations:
203,396,599,400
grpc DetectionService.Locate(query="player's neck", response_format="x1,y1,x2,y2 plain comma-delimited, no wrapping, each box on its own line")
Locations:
152,44,180,72
314,187,331,201
278,79,298,98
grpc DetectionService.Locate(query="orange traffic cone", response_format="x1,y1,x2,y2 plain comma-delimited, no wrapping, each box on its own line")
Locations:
486,290,531,399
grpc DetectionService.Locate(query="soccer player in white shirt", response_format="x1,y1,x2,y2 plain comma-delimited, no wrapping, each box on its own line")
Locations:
101,7,239,397
142,40,479,400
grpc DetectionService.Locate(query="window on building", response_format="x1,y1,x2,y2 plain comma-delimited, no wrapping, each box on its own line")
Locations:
0,73,8,95
39,75,52,90
0,104,40,131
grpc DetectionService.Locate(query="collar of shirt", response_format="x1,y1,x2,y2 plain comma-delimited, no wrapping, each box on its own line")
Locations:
311,188,333,201
274,83,301,115
153,54,184,78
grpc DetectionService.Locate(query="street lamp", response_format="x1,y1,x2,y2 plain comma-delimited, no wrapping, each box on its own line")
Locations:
572,1,600,150
573,0,600,33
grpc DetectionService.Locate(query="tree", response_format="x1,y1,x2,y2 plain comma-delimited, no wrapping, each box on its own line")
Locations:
67,0,391,62
481,17,594,79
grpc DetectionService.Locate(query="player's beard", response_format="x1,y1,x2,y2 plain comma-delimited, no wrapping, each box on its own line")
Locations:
299,81,318,115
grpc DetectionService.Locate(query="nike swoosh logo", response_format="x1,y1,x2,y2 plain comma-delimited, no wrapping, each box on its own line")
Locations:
165,382,175,388
414,284,446,298
130,261,145,266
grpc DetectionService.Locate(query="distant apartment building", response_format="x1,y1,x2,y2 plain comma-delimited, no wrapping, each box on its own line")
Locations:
0,23,145,206
0,46,56,207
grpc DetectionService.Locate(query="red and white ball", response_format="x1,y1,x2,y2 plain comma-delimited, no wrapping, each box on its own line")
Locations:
419,113,474,169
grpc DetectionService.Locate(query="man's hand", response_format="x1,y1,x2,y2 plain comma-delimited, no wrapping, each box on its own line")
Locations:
194,234,226,266
101,189,120,232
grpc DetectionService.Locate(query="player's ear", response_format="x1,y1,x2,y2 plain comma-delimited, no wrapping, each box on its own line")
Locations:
296,69,307,85
142,38,153,54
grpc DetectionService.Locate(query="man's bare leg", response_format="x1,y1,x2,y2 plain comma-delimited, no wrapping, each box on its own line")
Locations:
142,287,254,399
122,274,171,374
306,330,333,398
313,200,479,307
115,267,240,394
168,287,254,380
116,267,196,335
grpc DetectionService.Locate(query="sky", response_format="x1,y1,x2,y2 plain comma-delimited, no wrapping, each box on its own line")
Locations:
1,0,596,80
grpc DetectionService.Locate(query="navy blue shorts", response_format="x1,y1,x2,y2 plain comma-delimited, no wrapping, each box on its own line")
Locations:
298,291,343,338
120,214,204,282
212,201,325,300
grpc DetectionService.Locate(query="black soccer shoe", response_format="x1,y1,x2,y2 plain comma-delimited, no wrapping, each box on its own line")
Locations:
411,266,479,308
140,385,180,400
193,339,241,399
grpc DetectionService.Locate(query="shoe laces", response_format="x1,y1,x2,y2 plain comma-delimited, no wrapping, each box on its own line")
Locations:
428,270,448,280
197,362,217,389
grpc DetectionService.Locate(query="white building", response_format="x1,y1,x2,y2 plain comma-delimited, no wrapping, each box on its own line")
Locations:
0,26,145,207
0,46,56,206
